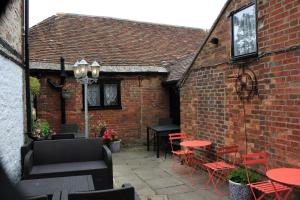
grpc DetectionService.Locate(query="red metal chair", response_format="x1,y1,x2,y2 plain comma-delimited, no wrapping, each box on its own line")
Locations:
168,133,193,172
203,145,239,195
243,152,292,200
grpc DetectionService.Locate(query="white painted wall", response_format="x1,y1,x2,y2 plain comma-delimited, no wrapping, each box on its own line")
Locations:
0,56,24,183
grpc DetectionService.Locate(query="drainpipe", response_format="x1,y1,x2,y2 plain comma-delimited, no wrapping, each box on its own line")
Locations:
139,76,143,138
60,57,66,124
24,0,33,138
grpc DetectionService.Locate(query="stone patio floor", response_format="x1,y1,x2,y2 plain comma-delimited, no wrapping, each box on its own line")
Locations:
113,146,229,200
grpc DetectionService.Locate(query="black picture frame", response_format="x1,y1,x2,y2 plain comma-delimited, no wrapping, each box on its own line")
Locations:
231,3,257,60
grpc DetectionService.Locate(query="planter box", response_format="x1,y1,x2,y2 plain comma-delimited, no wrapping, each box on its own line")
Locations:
229,180,251,200
110,140,121,153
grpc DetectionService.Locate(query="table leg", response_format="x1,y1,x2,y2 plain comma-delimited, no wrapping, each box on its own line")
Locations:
147,127,149,151
156,132,160,158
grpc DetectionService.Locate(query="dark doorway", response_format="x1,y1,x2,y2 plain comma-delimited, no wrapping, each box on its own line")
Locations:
169,86,180,125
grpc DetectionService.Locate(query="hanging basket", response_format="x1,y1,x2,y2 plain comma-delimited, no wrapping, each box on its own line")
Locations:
62,91,72,99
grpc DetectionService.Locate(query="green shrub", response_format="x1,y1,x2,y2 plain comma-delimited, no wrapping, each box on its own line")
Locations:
30,76,41,96
33,119,52,138
229,168,259,185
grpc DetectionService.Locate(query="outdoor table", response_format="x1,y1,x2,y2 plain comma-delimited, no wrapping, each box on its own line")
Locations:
180,140,212,179
266,168,300,187
147,124,180,158
180,140,212,148
17,175,94,199
180,140,212,163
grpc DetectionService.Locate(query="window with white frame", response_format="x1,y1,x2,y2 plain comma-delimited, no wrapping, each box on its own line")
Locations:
85,79,121,109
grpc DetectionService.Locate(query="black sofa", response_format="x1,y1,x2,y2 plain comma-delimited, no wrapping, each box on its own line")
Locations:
61,184,140,200
23,138,113,190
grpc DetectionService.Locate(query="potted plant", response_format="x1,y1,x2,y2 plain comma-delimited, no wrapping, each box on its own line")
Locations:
91,120,107,138
61,82,75,99
100,129,121,153
32,119,53,140
30,76,41,97
228,168,259,200
30,76,41,120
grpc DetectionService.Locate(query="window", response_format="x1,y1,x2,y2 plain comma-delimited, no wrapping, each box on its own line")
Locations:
231,3,257,60
85,80,121,109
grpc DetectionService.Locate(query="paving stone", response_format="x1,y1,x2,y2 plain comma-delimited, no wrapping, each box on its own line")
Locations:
134,168,171,180
135,185,156,197
146,177,184,190
113,146,230,200
114,174,144,186
155,184,194,195
114,165,136,176
168,191,204,200
145,194,169,200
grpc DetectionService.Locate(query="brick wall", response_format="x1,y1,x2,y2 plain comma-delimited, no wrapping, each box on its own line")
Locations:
36,74,169,144
181,0,300,168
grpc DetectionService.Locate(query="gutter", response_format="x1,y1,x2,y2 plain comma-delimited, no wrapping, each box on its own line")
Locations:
24,0,33,138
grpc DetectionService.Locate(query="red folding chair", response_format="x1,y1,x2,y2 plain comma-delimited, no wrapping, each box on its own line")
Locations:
203,145,239,195
243,152,292,200
168,133,194,173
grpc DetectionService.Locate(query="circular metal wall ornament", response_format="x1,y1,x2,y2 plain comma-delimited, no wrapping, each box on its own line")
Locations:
235,68,258,101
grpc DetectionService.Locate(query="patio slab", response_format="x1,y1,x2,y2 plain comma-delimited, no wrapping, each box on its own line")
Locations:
146,177,184,190
134,168,171,181
112,145,229,200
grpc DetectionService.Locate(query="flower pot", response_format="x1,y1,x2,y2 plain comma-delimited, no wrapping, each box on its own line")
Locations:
62,91,72,99
110,140,121,153
229,180,251,200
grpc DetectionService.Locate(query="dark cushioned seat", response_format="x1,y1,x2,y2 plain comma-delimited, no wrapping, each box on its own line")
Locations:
61,183,140,200
31,161,107,175
24,139,113,190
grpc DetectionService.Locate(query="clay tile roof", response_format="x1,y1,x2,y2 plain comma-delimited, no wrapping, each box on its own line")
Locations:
164,53,196,82
29,13,206,78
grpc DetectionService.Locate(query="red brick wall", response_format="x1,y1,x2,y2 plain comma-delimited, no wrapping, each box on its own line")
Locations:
36,74,169,144
181,0,300,168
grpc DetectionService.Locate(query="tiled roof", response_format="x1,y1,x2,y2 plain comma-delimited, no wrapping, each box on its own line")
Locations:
29,13,206,79
165,53,196,82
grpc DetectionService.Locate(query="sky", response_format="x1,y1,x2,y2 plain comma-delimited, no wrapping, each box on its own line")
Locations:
29,0,227,29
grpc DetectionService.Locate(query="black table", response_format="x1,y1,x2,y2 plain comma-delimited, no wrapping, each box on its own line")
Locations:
147,124,180,158
17,175,94,199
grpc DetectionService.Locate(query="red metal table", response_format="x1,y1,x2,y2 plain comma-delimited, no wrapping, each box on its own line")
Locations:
180,140,212,163
266,168,300,187
180,140,212,183
180,140,212,148
266,168,300,200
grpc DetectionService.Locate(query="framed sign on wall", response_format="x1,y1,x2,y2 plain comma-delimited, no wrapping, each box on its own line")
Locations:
231,3,257,60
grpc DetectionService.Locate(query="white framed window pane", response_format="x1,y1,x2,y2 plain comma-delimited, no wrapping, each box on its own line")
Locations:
87,84,100,106
104,84,118,106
